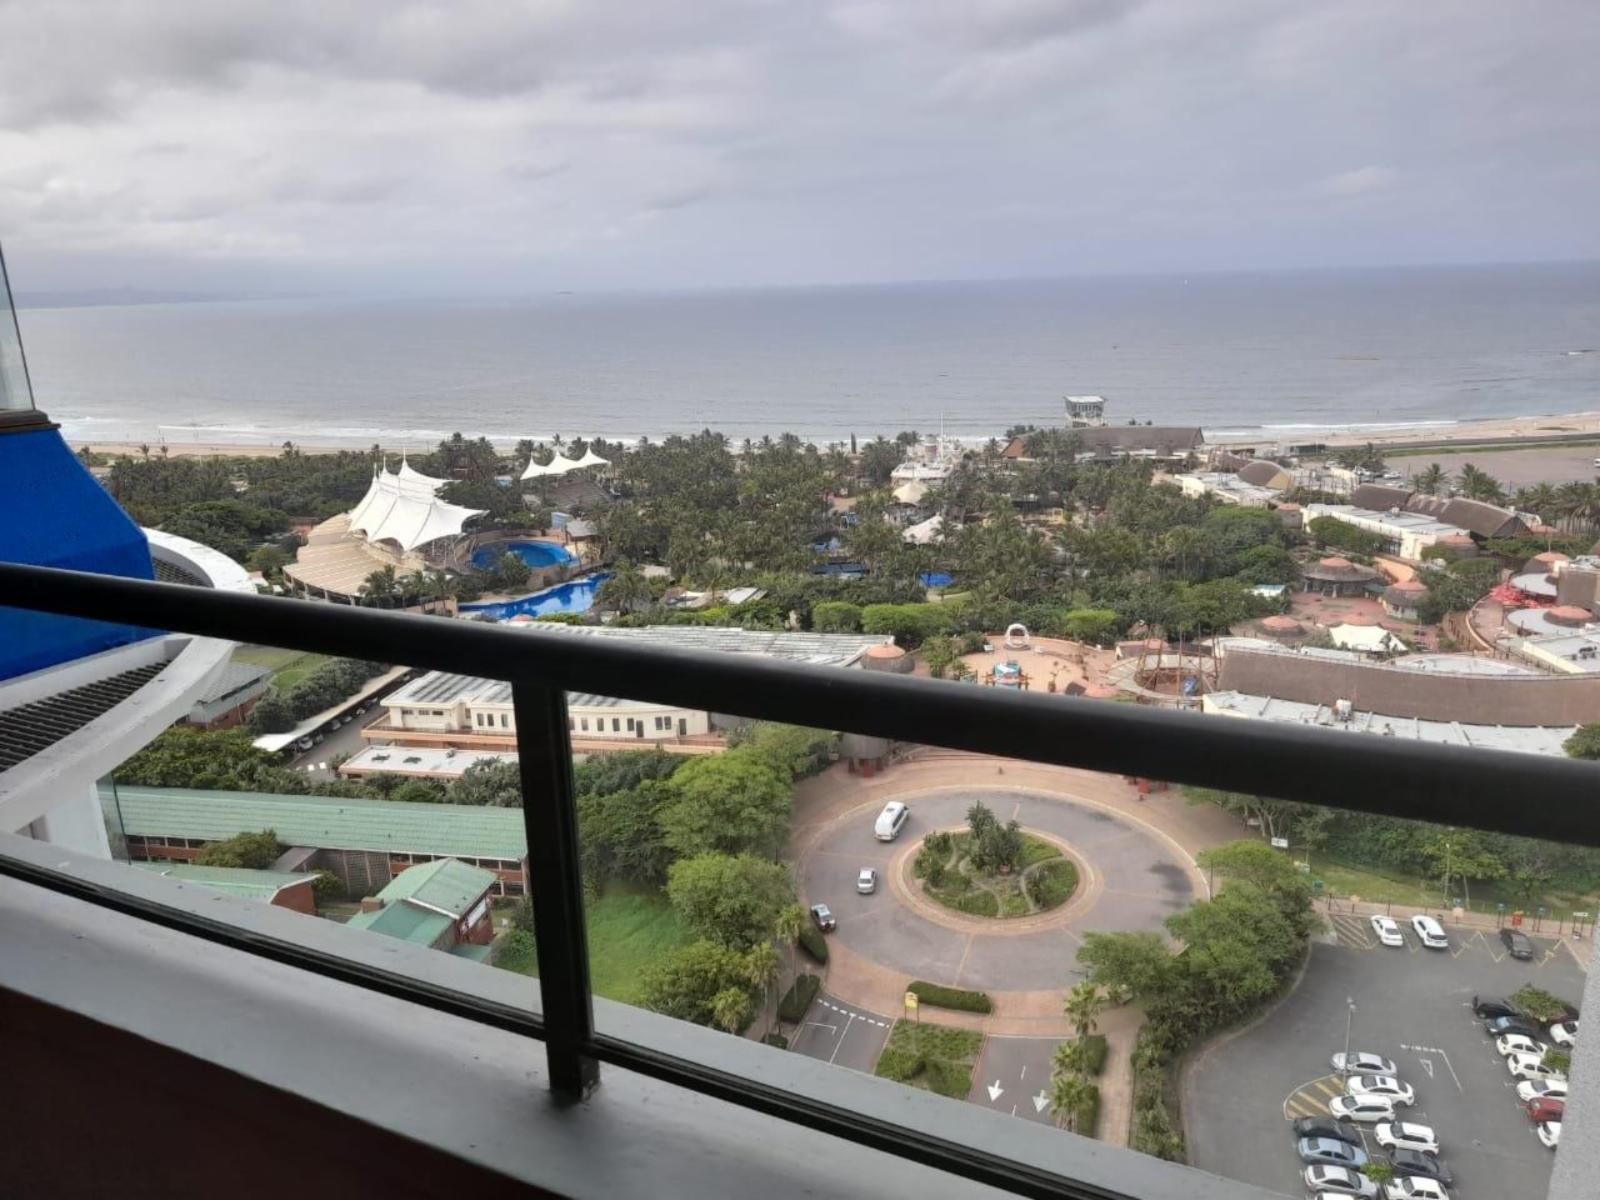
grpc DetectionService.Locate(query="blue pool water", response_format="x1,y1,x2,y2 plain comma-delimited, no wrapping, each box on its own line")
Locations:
469,539,575,571
920,572,954,588
461,573,611,621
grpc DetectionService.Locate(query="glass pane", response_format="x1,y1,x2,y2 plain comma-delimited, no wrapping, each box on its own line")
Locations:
0,243,34,412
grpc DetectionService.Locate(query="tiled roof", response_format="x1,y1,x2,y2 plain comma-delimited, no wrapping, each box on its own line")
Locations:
104,786,527,859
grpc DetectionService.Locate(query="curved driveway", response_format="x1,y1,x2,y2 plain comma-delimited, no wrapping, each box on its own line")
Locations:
797,787,1194,992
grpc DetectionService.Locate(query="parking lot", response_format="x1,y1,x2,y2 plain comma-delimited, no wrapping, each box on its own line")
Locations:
1187,920,1585,1198
790,990,893,1073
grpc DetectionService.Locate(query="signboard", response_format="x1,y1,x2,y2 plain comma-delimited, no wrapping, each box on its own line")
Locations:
904,991,919,1011
1270,837,1289,849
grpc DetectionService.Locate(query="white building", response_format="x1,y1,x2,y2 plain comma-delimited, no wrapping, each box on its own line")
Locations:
1064,395,1107,427
1175,472,1278,507
1303,503,1469,562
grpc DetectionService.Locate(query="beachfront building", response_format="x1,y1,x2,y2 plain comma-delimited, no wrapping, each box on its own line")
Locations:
1064,395,1107,426
1175,471,1279,507
345,858,498,958
1001,425,1204,464
1303,502,1470,562
284,458,486,603
107,785,531,898
0,254,257,861
1347,484,1528,542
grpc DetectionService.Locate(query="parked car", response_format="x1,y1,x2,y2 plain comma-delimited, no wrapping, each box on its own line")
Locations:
1293,1117,1362,1145
1370,915,1405,947
1332,1052,1397,1076
1389,1150,1453,1187
294,736,314,752
1517,1079,1568,1103
1507,1051,1565,1082
1304,1166,1378,1198
1473,995,1523,1020
1525,1096,1565,1123
1297,1138,1369,1169
873,801,910,841
1496,1033,1547,1058
809,903,836,932
1329,1094,1397,1123
1500,926,1536,960
1487,1015,1544,1040
1537,1120,1561,1149
1550,1020,1578,1047
1383,1178,1449,1200
856,868,878,894
1410,915,1448,949
1375,1122,1438,1154
1346,1075,1414,1106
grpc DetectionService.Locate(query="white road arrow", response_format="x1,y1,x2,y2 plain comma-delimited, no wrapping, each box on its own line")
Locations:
1418,1059,1435,1079
987,1081,1004,1102
1033,1090,1051,1113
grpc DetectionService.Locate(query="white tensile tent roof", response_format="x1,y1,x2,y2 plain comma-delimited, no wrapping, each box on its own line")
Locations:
892,480,929,505
1327,623,1407,655
521,446,608,479
902,514,945,545
572,447,609,468
346,467,485,551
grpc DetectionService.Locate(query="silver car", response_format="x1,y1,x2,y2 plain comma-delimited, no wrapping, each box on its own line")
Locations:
857,868,878,894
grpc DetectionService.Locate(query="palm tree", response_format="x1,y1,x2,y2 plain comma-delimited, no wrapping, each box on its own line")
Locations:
360,565,398,607
1517,482,1559,527
774,904,805,1020
742,943,780,1036
597,559,652,614
1062,982,1106,1040
398,569,431,610
1454,463,1506,504
710,986,753,1036
1050,1070,1096,1133
1414,463,1446,496
138,443,150,460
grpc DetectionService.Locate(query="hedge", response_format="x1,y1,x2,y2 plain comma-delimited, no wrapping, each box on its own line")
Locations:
908,981,993,1014
798,923,829,964
778,973,821,1023
1072,1084,1101,1137
761,1032,790,1049
1078,1033,1108,1077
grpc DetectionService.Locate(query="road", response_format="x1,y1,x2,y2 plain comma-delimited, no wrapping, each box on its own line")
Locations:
790,991,893,1073
969,1035,1064,1125
287,709,382,778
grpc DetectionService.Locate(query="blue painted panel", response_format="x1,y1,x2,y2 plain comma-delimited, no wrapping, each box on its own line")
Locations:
0,427,158,681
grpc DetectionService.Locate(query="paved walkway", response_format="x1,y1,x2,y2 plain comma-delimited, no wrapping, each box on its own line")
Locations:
786,755,1246,1146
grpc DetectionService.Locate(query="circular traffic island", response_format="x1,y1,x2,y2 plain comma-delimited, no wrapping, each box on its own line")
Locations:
912,826,1079,919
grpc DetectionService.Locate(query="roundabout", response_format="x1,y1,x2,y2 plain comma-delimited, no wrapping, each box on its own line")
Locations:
796,785,1197,993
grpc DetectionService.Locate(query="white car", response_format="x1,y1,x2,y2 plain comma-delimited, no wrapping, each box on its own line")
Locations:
1370,915,1405,947
1384,1178,1449,1200
873,801,910,841
1507,1051,1566,1082
1410,914,1448,949
1346,1075,1414,1106
1518,1079,1568,1103
1497,1033,1547,1058
1375,1121,1438,1154
1550,1021,1578,1047
1329,1093,1397,1123
1304,1165,1378,1198
856,868,878,894
1538,1120,1561,1148
1331,1052,1397,1076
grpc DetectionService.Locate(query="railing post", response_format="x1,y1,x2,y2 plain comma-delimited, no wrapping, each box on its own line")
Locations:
513,681,599,1100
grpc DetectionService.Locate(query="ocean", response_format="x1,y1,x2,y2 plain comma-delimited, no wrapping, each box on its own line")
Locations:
19,262,1600,450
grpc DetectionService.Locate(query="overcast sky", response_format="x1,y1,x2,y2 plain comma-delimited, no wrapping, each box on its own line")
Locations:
1,0,1596,296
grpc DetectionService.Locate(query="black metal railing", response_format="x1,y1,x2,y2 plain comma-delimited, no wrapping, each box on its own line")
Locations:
3,561,1599,1199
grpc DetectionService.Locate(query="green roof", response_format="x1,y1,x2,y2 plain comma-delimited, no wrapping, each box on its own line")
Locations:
133,862,316,902
367,857,497,918
345,858,496,946
345,900,453,946
103,786,527,860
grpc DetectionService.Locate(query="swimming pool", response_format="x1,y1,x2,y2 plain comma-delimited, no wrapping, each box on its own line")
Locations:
469,539,576,571
461,573,611,621
920,572,954,588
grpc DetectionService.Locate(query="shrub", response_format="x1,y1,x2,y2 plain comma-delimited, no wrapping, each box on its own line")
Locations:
1073,1083,1101,1136
309,870,342,902
812,601,864,632
492,929,538,973
1511,984,1575,1023
778,973,821,1023
860,602,951,647
920,1055,973,1099
1026,859,1079,909
908,981,993,1014
1077,1033,1108,1076
929,885,994,916
761,1032,790,1049
798,923,829,964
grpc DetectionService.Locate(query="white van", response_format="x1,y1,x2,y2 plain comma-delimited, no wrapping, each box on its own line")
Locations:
1410,914,1448,949
874,801,910,841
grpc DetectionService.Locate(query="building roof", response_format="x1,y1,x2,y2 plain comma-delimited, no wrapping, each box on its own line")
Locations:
1178,471,1279,504
1327,623,1407,654
1203,691,1575,757
514,622,893,668
342,744,520,779
1350,483,1414,510
892,480,930,505
195,661,273,705
356,857,495,918
1301,557,1383,583
133,862,317,903
348,468,486,551
1341,487,1525,539
104,786,528,859
345,899,453,944
1237,459,1292,489
1075,426,1203,457
1304,503,1466,538
902,513,945,544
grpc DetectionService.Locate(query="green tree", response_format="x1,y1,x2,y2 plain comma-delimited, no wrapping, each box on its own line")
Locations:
1419,828,1506,906
811,601,863,632
1195,840,1317,936
360,565,398,606
638,939,764,1028
1455,463,1507,504
447,759,523,807
659,750,792,859
578,778,676,886
246,691,296,733
1063,982,1106,1040
597,559,654,615
1564,724,1600,760
1049,1070,1097,1134
1076,931,1174,1003
710,986,754,1035
390,779,446,804
193,829,284,869
116,727,309,792
857,437,904,486
665,853,797,949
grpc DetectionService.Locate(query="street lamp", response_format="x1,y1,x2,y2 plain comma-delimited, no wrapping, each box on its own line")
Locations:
1341,996,1357,1076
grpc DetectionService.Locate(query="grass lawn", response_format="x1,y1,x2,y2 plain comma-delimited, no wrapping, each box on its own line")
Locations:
493,888,693,1006
874,1020,984,1099
1312,855,1598,921
234,645,334,692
